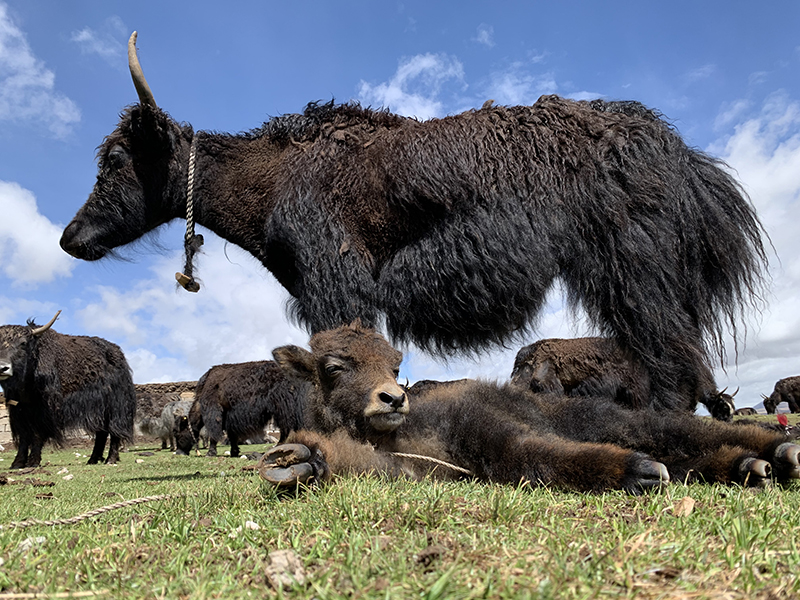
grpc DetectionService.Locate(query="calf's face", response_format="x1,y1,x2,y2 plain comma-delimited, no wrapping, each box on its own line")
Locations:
273,323,408,437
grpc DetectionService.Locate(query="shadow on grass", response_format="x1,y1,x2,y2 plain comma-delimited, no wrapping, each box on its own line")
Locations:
125,469,257,483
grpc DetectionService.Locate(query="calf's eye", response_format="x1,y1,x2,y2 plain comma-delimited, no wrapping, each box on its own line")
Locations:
325,364,343,377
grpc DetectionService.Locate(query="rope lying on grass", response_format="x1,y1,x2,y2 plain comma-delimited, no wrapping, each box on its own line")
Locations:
390,452,473,475
0,494,177,530
0,453,468,530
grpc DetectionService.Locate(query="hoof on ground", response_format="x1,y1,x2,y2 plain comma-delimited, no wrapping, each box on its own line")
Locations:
258,444,315,488
624,457,669,494
773,443,800,481
739,457,772,487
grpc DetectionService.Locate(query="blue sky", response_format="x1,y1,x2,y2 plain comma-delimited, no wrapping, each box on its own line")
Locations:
1,1,799,411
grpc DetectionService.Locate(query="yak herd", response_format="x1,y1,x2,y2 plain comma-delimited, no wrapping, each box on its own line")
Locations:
2,32,799,494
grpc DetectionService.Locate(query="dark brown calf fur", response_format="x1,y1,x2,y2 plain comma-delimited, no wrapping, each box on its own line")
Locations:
263,323,800,493
510,337,736,421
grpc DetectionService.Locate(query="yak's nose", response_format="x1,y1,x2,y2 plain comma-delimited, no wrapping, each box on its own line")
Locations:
0,362,12,379
379,389,406,409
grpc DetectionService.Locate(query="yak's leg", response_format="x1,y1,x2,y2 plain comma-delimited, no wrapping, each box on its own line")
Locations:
562,242,710,413
202,405,225,457
206,438,218,457
460,429,667,494
553,399,800,485
105,434,122,464
10,435,31,469
259,430,407,488
87,431,109,464
26,436,44,468
229,434,240,458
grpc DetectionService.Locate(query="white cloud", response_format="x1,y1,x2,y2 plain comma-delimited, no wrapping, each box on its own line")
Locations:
709,91,800,407
74,234,309,384
484,63,557,106
70,17,126,67
358,53,464,119
0,180,75,287
0,2,80,137
685,64,716,84
473,24,495,48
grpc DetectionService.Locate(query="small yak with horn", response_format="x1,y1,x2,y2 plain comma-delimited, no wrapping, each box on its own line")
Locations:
61,32,768,413
0,311,136,468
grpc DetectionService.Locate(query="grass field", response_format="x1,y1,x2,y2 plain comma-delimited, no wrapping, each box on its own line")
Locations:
0,414,798,599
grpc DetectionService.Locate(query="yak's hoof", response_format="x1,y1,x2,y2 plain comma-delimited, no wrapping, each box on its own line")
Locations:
262,444,311,467
739,457,772,487
260,463,315,487
624,457,669,494
773,443,800,480
258,444,316,488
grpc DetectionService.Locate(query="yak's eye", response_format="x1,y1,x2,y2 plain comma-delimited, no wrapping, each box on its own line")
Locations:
393,368,400,379
107,145,128,168
324,362,344,378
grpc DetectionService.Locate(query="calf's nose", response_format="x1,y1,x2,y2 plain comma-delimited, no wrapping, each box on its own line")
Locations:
379,390,406,409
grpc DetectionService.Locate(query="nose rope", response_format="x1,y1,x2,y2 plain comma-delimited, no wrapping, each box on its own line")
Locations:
176,135,203,293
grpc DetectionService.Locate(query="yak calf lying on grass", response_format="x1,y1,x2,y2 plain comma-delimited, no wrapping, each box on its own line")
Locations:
260,323,800,494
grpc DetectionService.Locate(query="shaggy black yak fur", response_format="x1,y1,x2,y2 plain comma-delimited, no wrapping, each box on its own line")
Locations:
0,312,135,468
511,337,736,421
61,33,767,413
189,360,306,457
763,376,800,414
260,323,799,493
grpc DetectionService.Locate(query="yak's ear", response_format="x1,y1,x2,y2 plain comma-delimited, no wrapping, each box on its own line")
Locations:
273,345,315,382
129,104,176,156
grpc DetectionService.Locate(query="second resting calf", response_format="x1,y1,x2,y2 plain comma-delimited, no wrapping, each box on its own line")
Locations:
260,322,800,494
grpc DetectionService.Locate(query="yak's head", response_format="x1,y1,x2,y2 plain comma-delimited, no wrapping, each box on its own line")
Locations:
0,311,61,387
704,387,738,422
60,32,190,261
273,321,408,440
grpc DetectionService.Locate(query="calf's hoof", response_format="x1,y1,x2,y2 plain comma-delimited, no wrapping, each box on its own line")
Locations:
622,455,670,495
258,444,326,489
738,457,772,487
773,443,800,481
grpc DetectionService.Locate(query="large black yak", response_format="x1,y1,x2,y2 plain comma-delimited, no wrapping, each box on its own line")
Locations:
260,322,799,493
190,360,305,457
60,33,768,412
0,311,136,468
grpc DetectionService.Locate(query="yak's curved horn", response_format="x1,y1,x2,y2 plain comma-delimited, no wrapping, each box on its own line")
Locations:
731,387,740,397
31,310,62,336
128,32,156,107
718,387,728,396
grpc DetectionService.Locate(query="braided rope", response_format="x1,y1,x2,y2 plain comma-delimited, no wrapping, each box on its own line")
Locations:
185,136,197,245
390,452,472,475
0,494,175,530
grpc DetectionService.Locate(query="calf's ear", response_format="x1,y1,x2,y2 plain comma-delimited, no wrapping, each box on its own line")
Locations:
273,345,315,382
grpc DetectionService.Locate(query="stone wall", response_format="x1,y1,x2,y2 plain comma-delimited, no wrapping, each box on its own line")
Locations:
0,393,10,445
